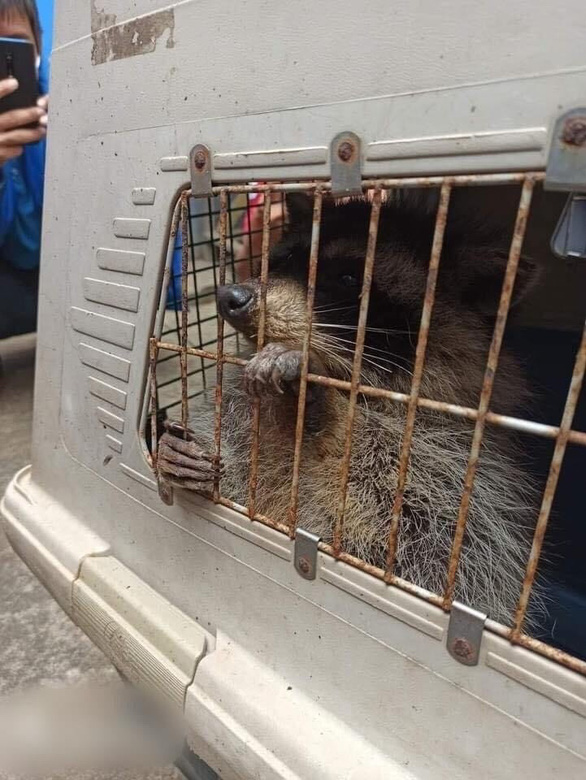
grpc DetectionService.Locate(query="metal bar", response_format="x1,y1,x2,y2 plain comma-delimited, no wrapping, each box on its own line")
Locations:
486,618,586,676
385,182,452,580
180,194,190,433
204,194,218,291
155,342,586,447
247,193,272,519
333,188,382,556
217,495,445,607
511,319,586,640
170,201,182,346
156,342,247,367
213,190,228,503
192,172,545,197
320,542,445,607
288,188,324,536
226,193,242,353
216,495,291,537
148,337,159,469
246,194,255,278
187,197,208,388
443,177,536,611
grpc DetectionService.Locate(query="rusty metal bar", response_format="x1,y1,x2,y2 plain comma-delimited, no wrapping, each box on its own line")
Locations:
247,193,273,519
216,495,291,537
155,342,586,447
217,492,445,607
180,193,190,433
385,182,452,581
333,187,382,556
288,189,324,536
486,618,586,676
194,172,545,197
148,337,159,470
511,319,586,640
213,190,229,502
442,177,536,611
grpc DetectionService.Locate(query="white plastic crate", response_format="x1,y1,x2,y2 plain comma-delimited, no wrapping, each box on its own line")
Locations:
2,1,586,778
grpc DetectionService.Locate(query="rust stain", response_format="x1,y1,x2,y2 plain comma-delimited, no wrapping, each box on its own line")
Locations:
92,9,175,66
90,1,116,34
561,116,586,147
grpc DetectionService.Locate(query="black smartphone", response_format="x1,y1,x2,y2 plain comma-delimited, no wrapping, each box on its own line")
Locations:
0,37,38,114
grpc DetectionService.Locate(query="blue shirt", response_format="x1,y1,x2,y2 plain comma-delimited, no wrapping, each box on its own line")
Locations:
0,3,52,272
0,152,44,270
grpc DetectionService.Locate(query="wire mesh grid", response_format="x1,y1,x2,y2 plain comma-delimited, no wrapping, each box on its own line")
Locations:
149,173,586,676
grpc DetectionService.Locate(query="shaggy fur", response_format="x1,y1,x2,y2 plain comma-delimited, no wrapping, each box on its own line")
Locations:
159,193,542,627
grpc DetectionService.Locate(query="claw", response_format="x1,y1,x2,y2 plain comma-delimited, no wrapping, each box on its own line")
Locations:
244,343,303,399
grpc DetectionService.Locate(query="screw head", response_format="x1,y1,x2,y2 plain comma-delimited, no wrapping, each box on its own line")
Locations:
452,637,474,661
561,117,586,147
193,149,207,171
297,556,311,575
337,140,355,162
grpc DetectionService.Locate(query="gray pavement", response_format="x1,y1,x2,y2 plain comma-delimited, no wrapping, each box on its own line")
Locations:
0,334,182,780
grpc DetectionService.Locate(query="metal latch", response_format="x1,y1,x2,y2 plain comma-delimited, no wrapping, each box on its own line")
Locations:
545,108,586,192
447,602,487,666
330,131,362,197
294,528,321,581
551,193,586,260
190,144,212,197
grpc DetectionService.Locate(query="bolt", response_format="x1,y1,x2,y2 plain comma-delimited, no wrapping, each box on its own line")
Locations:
297,556,312,575
451,637,474,661
561,117,586,147
337,140,355,162
193,149,207,171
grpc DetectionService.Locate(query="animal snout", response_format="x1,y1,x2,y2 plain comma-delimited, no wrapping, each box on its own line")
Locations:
217,284,255,324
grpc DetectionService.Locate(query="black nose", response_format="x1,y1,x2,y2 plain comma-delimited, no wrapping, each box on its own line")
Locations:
217,284,255,320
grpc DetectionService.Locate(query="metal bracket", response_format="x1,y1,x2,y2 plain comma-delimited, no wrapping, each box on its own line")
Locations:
551,193,586,260
446,602,487,666
330,131,362,197
190,144,213,197
294,528,321,580
545,108,586,192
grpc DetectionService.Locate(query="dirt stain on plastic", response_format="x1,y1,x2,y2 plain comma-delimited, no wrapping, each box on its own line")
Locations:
91,1,117,33
92,8,175,66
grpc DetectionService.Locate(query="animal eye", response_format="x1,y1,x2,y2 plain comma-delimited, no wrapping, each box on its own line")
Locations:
340,273,359,287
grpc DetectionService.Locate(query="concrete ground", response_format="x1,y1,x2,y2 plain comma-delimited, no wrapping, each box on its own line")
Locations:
0,334,182,780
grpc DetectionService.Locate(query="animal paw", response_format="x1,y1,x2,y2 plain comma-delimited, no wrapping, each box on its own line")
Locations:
243,343,307,397
157,421,223,490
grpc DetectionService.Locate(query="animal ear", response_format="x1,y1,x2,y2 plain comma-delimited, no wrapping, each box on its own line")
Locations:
457,248,538,315
285,192,314,229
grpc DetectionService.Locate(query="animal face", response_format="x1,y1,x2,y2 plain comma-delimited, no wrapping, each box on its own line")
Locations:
217,192,536,384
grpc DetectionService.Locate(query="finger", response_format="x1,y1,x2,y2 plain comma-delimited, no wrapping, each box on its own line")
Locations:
0,106,44,132
0,145,23,162
37,95,49,110
160,450,223,474
159,433,216,462
160,462,220,481
0,78,18,98
0,126,46,147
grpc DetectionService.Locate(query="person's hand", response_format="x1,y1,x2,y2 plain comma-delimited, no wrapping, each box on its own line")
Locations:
37,94,49,115
0,78,47,166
